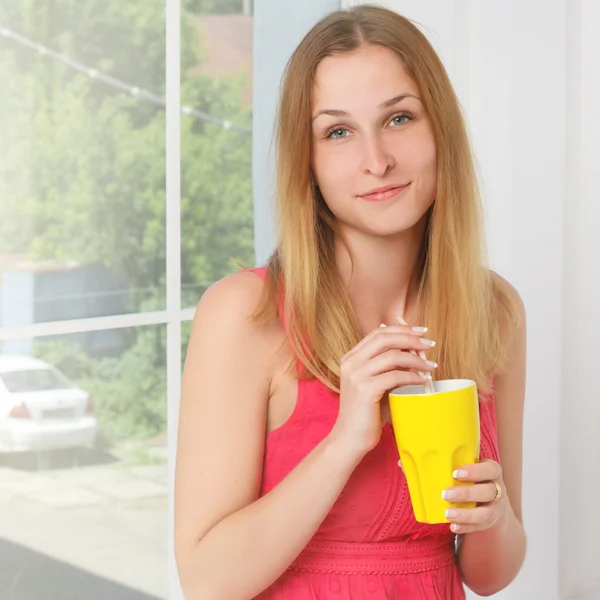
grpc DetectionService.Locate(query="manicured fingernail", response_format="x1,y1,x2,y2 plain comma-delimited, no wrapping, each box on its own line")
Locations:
450,523,461,532
426,360,438,368
445,509,459,519
442,489,458,501
453,469,469,479
411,326,428,333
379,323,386,328
420,339,436,347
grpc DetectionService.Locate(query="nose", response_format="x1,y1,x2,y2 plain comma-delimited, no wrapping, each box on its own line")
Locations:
360,134,396,177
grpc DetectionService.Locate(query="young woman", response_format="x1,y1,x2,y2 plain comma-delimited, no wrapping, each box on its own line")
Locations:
175,6,527,599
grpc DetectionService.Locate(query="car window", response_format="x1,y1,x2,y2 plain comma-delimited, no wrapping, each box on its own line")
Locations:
0,368,75,393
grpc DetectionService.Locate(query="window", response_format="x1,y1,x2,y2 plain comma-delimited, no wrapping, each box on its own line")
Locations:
180,0,254,307
0,1,253,597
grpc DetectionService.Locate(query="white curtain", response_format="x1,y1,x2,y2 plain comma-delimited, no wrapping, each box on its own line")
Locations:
341,1,600,599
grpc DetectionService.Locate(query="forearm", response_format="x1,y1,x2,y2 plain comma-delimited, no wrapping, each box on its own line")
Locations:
457,506,526,596
179,433,362,600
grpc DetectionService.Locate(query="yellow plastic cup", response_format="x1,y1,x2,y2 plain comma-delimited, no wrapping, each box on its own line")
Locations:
388,379,480,524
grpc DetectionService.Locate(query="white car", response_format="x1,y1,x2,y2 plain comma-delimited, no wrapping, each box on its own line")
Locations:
0,355,97,453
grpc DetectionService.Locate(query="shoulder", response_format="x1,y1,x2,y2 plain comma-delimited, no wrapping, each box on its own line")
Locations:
193,269,285,372
488,270,526,377
490,270,525,309
198,269,267,320
489,270,526,330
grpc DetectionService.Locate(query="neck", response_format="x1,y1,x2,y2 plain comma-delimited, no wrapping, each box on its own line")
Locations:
334,221,427,334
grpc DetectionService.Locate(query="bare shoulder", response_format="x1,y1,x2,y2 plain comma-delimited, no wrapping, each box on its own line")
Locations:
194,269,286,371
490,270,526,316
490,270,527,350
489,269,526,375
198,269,268,322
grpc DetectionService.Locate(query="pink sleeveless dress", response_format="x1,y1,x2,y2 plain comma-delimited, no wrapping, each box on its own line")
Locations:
248,267,501,599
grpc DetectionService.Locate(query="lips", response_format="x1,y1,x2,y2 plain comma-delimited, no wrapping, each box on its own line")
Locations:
358,183,410,202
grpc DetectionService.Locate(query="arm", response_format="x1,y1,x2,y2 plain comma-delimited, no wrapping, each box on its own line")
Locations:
174,272,364,600
457,281,527,596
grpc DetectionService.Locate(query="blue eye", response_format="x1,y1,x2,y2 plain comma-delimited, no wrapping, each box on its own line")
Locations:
324,114,413,140
390,114,412,127
327,128,349,139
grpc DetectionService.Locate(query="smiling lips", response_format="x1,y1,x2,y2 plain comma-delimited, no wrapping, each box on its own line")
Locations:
358,183,411,202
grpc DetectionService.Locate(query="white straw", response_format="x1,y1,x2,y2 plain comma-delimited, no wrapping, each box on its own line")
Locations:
394,317,436,394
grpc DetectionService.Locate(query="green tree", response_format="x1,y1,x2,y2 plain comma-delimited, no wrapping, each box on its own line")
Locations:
0,0,254,309
0,0,254,444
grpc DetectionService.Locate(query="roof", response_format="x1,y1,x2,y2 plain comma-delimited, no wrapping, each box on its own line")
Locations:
0,356,54,373
187,14,253,105
0,253,80,274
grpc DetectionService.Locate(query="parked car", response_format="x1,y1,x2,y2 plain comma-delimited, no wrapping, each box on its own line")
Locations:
0,356,97,453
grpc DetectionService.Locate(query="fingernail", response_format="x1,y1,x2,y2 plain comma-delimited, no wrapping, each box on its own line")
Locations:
379,323,387,328
453,469,469,479
450,523,461,532
445,509,459,519
442,489,458,501
426,360,438,368
411,326,428,333
420,338,436,347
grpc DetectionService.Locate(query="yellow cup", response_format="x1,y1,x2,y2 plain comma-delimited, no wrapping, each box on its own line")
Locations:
388,379,480,524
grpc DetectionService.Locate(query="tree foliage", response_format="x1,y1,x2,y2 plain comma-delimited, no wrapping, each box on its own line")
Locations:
0,0,254,443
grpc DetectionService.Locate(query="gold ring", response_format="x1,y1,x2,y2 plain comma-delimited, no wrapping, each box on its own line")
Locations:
492,481,502,502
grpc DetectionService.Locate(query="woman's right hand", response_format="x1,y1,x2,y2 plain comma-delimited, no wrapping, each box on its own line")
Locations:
330,324,437,458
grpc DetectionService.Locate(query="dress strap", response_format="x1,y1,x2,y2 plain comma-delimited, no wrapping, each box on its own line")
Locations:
479,375,501,464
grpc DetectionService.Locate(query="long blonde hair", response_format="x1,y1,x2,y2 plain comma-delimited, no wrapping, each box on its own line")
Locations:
254,5,518,394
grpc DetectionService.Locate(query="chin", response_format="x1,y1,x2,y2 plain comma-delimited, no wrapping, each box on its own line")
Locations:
363,215,426,238
359,201,430,233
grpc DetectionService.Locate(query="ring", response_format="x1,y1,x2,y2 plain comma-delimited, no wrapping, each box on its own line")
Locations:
492,481,502,502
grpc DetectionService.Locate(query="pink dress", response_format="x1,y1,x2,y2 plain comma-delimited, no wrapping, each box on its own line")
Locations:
248,267,501,599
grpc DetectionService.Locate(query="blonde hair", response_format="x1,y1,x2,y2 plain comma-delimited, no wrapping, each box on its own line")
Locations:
254,5,519,394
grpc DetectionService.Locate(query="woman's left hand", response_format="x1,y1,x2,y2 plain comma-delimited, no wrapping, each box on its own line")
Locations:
441,459,509,534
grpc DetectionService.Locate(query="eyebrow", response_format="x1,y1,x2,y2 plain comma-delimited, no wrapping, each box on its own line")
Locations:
311,93,420,121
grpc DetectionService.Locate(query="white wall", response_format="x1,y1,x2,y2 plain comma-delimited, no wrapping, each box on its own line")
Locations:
560,1,600,598
252,0,341,266
344,1,600,599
